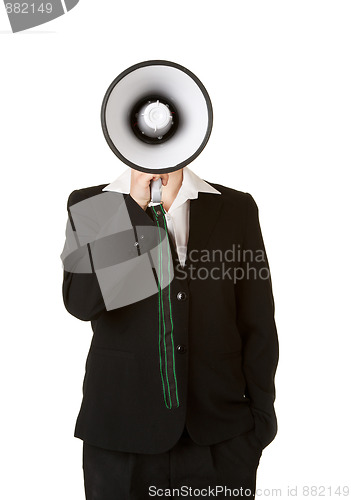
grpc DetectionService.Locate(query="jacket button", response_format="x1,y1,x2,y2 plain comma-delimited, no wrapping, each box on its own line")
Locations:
176,344,186,354
177,291,187,301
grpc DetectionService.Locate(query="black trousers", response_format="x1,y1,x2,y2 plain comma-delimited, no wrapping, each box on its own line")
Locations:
82,426,262,499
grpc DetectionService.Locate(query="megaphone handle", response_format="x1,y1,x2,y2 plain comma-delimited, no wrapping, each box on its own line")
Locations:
150,178,162,204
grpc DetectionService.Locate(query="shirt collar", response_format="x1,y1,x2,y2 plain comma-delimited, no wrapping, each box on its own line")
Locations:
102,166,221,213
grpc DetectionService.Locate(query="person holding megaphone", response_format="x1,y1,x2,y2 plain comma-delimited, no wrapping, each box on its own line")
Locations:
61,61,279,499
130,170,174,211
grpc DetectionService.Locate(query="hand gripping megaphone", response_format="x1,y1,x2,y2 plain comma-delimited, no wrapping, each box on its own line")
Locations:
101,60,213,203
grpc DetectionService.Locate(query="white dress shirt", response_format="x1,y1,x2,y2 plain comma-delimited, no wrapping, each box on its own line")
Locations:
102,166,221,267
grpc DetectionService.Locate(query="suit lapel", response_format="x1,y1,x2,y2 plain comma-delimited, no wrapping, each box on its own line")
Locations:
145,193,223,285
184,192,223,283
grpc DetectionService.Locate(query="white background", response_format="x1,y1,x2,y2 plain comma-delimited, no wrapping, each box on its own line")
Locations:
1,1,350,498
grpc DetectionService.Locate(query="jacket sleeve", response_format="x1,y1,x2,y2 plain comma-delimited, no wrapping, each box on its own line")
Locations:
61,190,160,321
61,190,106,321
235,193,279,449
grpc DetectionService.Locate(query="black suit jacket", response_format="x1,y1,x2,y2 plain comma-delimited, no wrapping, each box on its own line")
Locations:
61,182,279,454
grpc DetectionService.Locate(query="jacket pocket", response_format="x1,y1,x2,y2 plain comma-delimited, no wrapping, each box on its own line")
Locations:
90,346,136,360
216,350,242,359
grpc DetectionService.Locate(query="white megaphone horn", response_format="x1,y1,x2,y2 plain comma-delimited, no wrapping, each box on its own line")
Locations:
101,60,213,204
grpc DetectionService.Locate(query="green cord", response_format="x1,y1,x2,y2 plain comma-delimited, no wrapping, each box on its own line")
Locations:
152,206,172,408
156,220,170,409
160,205,180,407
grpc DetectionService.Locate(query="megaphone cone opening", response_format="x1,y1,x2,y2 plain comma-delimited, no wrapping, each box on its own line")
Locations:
101,60,213,174
130,95,179,145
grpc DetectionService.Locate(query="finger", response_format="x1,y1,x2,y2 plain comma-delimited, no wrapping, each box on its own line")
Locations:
161,175,169,186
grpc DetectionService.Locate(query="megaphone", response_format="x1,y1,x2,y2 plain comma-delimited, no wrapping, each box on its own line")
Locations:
101,60,213,203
